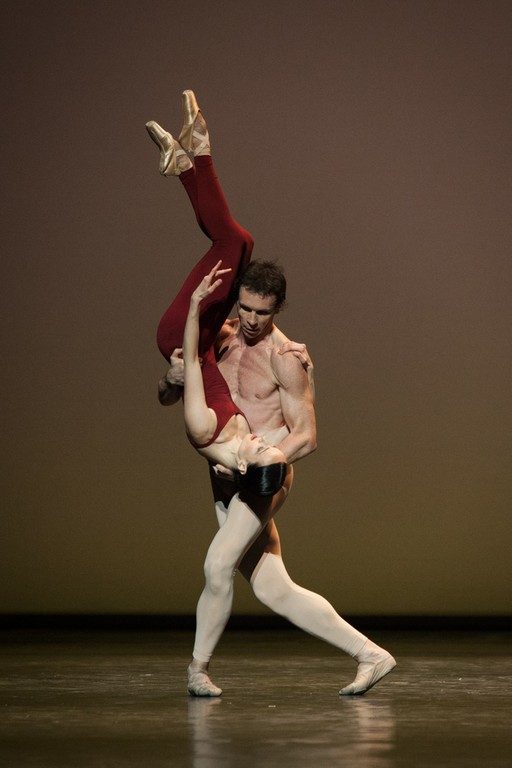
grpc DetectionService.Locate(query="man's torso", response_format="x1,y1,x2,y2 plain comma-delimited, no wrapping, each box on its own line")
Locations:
217,319,290,444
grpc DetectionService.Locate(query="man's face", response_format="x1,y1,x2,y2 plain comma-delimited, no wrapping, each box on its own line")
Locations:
236,287,277,343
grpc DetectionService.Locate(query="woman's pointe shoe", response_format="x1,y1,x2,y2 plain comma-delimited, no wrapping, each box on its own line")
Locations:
178,90,210,156
145,120,192,176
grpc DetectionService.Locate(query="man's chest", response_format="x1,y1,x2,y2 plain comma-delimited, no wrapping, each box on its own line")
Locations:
218,342,278,402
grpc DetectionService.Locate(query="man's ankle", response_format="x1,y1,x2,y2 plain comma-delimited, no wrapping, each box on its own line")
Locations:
189,658,209,673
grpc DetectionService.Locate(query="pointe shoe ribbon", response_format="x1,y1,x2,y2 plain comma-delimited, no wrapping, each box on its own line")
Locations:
145,120,190,176
179,90,210,155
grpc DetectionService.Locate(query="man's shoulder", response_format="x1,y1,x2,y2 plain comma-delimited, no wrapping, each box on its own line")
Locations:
270,342,308,387
217,319,239,347
222,318,239,334
268,326,304,374
269,324,290,348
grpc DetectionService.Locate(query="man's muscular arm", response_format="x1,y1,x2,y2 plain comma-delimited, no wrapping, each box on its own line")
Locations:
271,351,317,463
279,341,315,403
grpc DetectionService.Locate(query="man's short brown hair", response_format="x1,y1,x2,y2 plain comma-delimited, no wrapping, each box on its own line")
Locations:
236,261,287,312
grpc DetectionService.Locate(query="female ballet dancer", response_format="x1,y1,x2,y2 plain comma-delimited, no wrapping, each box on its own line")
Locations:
146,91,396,697
147,99,287,497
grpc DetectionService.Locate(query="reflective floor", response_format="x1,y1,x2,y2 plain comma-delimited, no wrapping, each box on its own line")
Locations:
1,630,511,767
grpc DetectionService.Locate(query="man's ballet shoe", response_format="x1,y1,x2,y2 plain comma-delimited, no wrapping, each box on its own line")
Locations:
178,90,210,156
339,650,396,696
145,120,191,175
187,664,222,697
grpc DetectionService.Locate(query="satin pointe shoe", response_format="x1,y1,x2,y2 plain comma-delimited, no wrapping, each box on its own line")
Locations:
145,120,192,175
178,90,210,156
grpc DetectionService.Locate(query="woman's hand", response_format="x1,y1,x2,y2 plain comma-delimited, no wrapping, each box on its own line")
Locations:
191,260,232,305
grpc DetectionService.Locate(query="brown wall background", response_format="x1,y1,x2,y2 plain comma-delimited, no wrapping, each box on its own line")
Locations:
1,0,511,615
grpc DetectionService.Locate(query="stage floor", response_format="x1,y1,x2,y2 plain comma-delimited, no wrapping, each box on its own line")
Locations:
1,629,511,767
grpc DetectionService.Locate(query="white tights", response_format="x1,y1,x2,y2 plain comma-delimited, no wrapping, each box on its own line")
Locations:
192,494,368,663
192,493,264,662
250,552,368,657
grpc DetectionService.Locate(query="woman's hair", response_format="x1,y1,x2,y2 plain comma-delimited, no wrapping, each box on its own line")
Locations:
235,462,287,497
236,261,287,312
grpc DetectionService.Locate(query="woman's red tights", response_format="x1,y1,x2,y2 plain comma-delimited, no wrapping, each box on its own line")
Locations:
156,155,254,361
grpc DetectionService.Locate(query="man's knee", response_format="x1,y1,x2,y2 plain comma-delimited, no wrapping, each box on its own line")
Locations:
251,556,294,608
252,575,296,610
203,551,235,596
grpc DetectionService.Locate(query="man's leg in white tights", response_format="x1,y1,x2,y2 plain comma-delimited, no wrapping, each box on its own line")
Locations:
250,552,396,695
187,493,264,696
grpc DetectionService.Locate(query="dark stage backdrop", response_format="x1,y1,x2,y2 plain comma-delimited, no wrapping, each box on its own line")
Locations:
1,0,511,616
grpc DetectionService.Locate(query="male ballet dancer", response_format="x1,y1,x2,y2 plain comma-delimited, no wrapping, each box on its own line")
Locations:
155,90,396,697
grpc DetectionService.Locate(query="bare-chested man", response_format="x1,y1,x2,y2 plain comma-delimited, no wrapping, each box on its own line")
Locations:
159,260,396,697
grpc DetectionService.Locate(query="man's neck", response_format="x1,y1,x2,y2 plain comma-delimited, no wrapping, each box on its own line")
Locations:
237,323,275,347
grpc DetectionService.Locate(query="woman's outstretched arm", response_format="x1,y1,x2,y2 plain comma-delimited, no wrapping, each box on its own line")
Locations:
182,261,231,445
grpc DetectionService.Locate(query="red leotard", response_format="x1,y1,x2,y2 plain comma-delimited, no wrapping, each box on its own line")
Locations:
191,348,243,448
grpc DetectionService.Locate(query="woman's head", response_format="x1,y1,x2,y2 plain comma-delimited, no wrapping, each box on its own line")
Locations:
235,433,287,496
236,462,287,497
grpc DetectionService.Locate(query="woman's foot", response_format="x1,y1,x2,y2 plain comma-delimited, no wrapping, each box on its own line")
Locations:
145,120,193,176
187,661,222,697
179,90,211,157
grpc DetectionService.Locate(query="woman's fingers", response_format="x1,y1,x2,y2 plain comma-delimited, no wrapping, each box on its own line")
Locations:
208,278,224,293
206,259,223,279
202,266,231,293
192,261,232,302
206,260,231,282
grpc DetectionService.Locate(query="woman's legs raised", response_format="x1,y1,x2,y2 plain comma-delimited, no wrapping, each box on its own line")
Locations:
155,105,253,362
